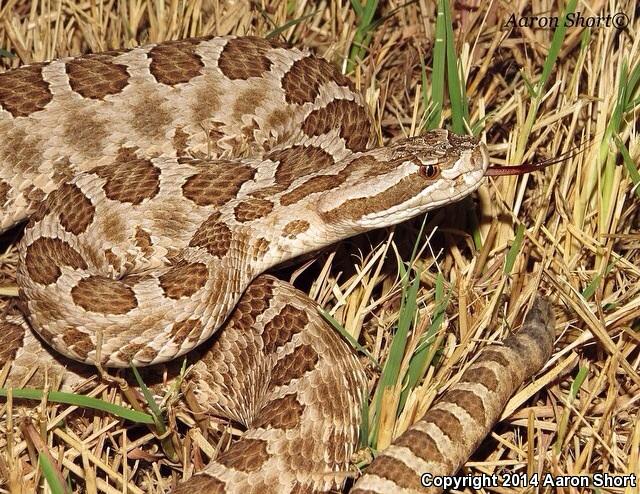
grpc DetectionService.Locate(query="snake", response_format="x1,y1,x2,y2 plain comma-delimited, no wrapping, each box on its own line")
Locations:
0,35,555,493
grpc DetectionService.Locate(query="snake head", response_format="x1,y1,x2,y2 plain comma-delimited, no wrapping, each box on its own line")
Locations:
317,129,489,231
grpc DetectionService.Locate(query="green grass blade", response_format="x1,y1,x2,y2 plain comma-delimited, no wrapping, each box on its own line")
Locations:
347,0,379,72
582,261,615,299
408,214,429,265
130,365,179,462
442,0,468,133
39,454,68,494
504,224,525,275
599,62,630,226
350,0,364,17
266,10,320,39
358,389,370,448
398,273,448,410
581,274,601,300
535,0,578,96
130,365,164,425
320,308,381,369
625,96,640,113
470,112,492,137
0,387,154,424
515,0,577,163
555,366,588,453
614,135,640,199
621,59,640,112
519,69,536,97
467,197,483,250
424,1,446,131
370,267,420,445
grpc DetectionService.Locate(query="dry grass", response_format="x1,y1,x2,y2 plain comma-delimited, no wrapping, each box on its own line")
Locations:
1,0,639,493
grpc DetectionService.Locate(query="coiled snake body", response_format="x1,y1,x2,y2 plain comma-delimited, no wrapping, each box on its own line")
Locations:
0,36,555,493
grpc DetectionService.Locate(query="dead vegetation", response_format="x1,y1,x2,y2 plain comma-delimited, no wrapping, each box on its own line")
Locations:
1,0,639,492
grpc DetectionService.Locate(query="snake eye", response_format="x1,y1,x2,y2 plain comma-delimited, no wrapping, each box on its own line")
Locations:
419,164,440,179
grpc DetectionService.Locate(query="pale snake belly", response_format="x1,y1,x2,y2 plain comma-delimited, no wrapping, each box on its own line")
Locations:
0,35,555,493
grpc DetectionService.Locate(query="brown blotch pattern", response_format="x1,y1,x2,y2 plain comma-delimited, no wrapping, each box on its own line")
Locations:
173,127,190,155
71,276,138,314
270,344,319,388
170,318,202,346
0,126,45,175
322,173,425,223
228,277,274,332
189,213,232,258
445,389,487,425
476,349,511,369
218,37,274,80
248,184,285,200
66,55,129,99
460,365,500,392
281,56,353,105
282,220,310,239
302,99,371,152
365,455,422,490
56,183,95,235
26,306,60,343
137,346,159,363
252,238,270,261
122,274,152,288
269,145,335,188
190,79,222,124
20,181,43,205
182,162,255,207
233,198,274,223
104,249,121,271
100,211,127,243
62,106,109,159
25,237,87,285
116,342,146,362
0,320,26,367
426,408,464,443
217,438,270,473
173,474,225,494
395,428,449,466
0,63,52,117
232,87,266,120
158,260,208,299
343,154,395,179
254,393,305,430
134,227,153,257
0,180,10,206
288,437,318,473
280,174,344,206
207,126,225,153
61,327,94,360
264,106,297,141
262,304,308,354
149,38,204,86
93,157,160,205
129,90,172,140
